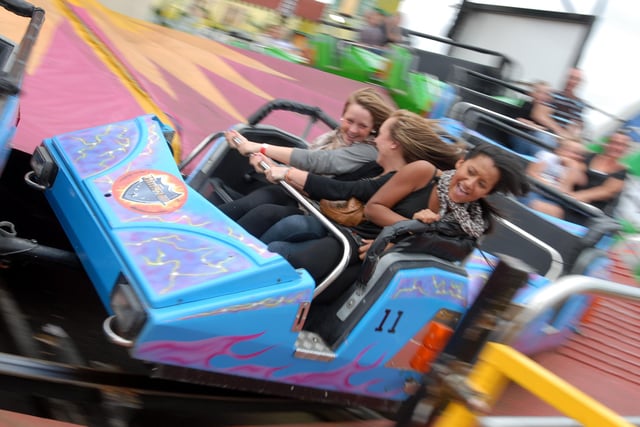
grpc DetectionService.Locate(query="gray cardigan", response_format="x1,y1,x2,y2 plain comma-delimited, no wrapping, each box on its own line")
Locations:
289,143,378,175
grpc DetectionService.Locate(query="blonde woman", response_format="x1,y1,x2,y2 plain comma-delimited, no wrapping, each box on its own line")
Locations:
218,88,394,235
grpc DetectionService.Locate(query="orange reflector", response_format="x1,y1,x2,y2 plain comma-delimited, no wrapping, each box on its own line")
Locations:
410,321,455,373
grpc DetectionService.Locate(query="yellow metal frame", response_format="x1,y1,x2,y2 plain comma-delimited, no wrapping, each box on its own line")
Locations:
434,342,634,427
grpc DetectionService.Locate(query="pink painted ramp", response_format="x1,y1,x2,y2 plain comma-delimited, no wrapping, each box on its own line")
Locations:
7,0,387,160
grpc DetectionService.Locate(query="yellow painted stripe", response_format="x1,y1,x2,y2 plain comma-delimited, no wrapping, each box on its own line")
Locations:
56,0,182,161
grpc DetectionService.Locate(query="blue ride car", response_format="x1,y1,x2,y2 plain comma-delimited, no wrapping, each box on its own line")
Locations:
25,97,621,413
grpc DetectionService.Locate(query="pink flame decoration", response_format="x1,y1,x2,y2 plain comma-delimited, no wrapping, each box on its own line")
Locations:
137,332,273,368
138,334,404,397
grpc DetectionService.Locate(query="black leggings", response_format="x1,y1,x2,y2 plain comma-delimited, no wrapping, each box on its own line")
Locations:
270,232,361,279
219,186,363,295
217,186,303,237
271,234,363,301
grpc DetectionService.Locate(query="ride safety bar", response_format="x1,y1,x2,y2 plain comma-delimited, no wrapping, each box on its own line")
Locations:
434,342,635,427
495,275,640,345
480,416,640,427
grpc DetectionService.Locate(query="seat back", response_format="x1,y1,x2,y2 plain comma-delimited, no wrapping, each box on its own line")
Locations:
187,124,310,201
308,33,340,70
384,44,417,93
480,194,592,278
0,35,15,72
412,49,504,95
306,252,468,349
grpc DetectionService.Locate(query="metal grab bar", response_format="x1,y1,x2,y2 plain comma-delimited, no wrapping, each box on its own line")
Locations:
480,415,640,427
1,2,44,95
317,20,512,67
492,216,564,281
494,275,640,345
452,66,530,96
180,99,338,172
273,178,352,298
449,101,559,147
0,0,36,17
229,137,351,299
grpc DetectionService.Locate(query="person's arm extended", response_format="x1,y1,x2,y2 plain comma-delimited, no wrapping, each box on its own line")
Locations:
226,130,377,175
289,143,378,175
225,130,295,165
264,165,391,202
557,158,587,191
263,165,308,192
526,158,548,181
365,161,437,227
303,173,391,201
530,102,572,139
570,176,625,204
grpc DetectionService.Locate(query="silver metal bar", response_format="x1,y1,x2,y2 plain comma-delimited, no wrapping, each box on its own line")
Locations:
178,131,223,171
278,179,352,298
6,7,44,84
480,416,640,427
229,137,350,298
493,216,564,280
449,101,558,141
494,275,640,345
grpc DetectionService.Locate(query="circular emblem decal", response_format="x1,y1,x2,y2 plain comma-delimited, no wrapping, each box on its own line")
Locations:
112,169,187,213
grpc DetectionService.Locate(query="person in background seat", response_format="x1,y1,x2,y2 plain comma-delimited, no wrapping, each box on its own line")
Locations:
383,12,408,46
357,9,386,49
511,69,586,157
527,138,588,191
528,129,631,218
529,68,586,148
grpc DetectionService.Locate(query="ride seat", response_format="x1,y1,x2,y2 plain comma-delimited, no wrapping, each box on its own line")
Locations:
306,250,468,349
0,35,15,72
479,193,616,278
309,33,343,72
188,124,310,202
384,44,418,95
187,99,339,203
452,85,527,120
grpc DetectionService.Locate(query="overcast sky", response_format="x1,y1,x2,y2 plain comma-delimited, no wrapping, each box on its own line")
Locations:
398,0,639,135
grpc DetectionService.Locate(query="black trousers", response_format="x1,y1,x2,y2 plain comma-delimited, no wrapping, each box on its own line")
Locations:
217,185,302,237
